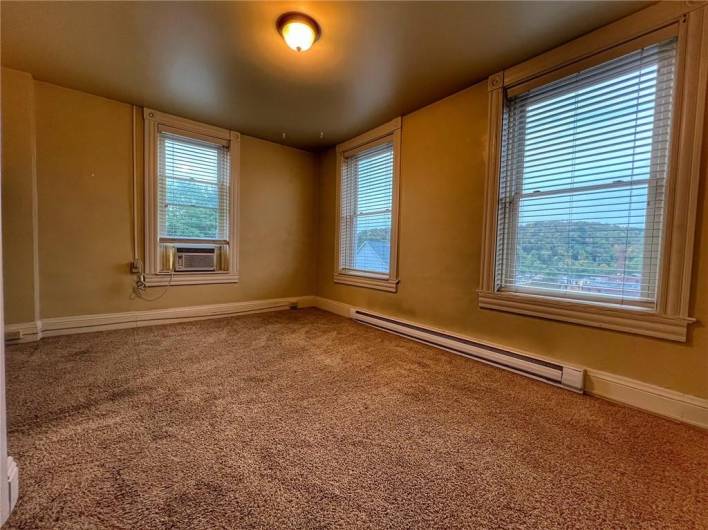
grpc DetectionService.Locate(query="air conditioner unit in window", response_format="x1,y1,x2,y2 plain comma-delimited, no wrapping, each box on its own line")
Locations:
175,246,216,272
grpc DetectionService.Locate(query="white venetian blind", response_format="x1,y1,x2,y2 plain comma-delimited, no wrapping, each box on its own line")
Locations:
496,38,677,305
158,131,230,242
339,141,394,275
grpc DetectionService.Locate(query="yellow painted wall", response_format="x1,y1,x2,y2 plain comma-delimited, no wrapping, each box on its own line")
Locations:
2,70,317,320
1,69,36,324
3,67,706,399
316,81,708,399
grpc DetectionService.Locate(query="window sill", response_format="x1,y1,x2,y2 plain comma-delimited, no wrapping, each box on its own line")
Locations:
334,272,399,293
144,272,239,287
478,290,694,342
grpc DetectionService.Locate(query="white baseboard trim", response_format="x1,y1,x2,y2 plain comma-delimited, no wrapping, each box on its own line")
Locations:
6,296,314,341
4,321,41,344
312,296,351,317
296,295,317,308
7,296,706,429
585,370,708,429
313,296,708,429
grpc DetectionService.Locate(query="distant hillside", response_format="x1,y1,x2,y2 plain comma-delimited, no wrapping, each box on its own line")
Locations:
516,220,645,278
356,220,646,278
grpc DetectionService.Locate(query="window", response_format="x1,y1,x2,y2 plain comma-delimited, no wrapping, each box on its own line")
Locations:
480,13,707,341
497,39,676,306
144,109,239,286
340,142,394,274
159,132,230,242
334,118,401,292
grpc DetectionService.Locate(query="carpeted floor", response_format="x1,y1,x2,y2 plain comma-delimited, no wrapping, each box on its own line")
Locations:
4,308,707,529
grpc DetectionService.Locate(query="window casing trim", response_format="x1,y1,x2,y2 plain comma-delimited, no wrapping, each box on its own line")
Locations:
478,290,694,342
479,5,707,342
334,117,402,292
143,108,240,287
495,37,676,309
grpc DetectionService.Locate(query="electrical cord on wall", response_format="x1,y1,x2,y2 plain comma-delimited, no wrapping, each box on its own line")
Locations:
131,267,174,302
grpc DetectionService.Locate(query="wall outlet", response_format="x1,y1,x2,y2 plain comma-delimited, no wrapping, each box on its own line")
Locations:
130,260,142,274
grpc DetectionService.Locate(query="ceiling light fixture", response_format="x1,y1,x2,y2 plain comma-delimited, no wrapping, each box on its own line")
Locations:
276,12,321,52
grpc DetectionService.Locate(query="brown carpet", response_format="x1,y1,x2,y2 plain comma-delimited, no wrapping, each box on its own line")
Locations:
5,308,707,529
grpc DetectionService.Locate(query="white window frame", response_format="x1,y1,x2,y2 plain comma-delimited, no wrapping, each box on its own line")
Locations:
479,4,708,342
143,108,240,286
334,117,402,292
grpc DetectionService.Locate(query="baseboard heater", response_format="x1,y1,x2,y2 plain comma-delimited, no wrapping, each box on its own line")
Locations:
350,309,584,392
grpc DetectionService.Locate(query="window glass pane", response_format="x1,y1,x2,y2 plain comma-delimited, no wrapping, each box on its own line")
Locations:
158,134,229,240
340,142,394,275
497,38,676,304
515,186,649,299
355,212,392,273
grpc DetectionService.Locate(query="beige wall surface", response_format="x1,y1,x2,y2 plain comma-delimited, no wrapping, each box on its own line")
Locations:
2,70,317,320
2,63,706,399
316,81,708,399
1,69,36,324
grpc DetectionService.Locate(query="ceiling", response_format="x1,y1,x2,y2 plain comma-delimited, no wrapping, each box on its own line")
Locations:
1,1,651,151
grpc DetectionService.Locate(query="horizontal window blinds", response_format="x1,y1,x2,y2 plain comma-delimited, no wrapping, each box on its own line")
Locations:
158,132,230,241
496,37,677,304
339,141,394,275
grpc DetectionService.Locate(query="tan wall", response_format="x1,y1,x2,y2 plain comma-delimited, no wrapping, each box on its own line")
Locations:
3,67,707,399
316,81,708,399
3,70,317,320
1,69,36,324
